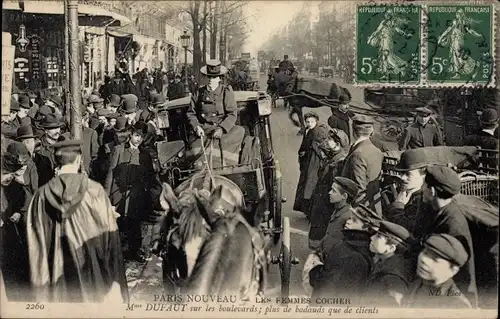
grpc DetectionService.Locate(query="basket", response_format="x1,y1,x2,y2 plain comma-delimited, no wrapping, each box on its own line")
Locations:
459,171,499,206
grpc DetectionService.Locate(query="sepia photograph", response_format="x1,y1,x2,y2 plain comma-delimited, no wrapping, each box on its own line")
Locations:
1,0,498,318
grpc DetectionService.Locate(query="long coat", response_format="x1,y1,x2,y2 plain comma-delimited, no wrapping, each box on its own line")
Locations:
341,139,383,213
293,124,330,214
104,143,155,219
34,137,57,187
82,127,99,176
308,146,347,244
327,109,355,143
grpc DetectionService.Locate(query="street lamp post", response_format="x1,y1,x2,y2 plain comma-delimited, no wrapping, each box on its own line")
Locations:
180,30,191,97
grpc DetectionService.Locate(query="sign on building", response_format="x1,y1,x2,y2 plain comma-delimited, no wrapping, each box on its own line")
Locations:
2,32,15,116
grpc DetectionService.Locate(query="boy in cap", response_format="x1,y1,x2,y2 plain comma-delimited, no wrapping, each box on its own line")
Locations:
399,106,443,150
363,221,414,306
327,94,355,143
306,205,382,304
316,176,361,253
25,139,128,303
404,234,472,308
104,122,155,263
341,114,383,214
419,165,477,307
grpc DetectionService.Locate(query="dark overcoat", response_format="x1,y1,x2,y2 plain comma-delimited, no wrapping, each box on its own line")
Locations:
341,139,383,213
399,122,443,150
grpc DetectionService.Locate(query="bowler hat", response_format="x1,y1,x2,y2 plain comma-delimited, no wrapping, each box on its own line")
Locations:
130,121,148,135
395,149,428,172
121,94,138,103
200,59,228,77
2,141,30,173
415,107,433,116
88,94,104,104
339,94,350,104
114,117,130,132
425,165,461,196
16,125,35,140
10,98,20,111
53,139,83,154
49,95,63,108
333,177,361,198
377,221,411,244
18,94,32,109
121,98,138,114
151,93,167,107
424,233,468,267
40,113,63,129
480,108,498,125
107,94,122,107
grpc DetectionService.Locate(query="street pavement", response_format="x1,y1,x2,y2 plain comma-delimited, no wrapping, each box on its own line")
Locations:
126,72,392,301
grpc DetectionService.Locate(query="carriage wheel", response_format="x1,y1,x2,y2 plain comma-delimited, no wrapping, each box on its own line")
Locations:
280,217,291,299
273,175,283,245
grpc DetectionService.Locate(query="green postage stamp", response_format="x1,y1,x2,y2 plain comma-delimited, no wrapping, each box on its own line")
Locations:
426,4,494,86
356,4,422,85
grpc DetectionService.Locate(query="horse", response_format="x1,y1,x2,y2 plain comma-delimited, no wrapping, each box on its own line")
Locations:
274,73,352,135
157,169,267,297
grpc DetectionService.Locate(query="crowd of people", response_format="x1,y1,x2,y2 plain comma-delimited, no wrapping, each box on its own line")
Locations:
296,97,498,309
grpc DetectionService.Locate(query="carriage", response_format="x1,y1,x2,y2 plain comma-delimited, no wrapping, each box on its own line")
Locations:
154,91,298,298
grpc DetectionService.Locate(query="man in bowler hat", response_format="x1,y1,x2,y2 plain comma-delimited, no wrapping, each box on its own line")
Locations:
399,106,443,150
327,94,355,143
464,108,498,150
34,113,65,187
16,125,39,194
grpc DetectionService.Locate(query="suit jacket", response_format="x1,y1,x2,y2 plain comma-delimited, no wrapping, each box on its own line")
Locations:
399,122,443,150
463,130,498,150
341,139,383,212
187,84,237,134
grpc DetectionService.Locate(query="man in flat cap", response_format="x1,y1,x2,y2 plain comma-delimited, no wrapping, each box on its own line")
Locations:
327,94,355,143
419,165,477,306
187,59,246,167
464,108,498,150
404,234,472,308
306,204,382,304
1,142,32,301
315,176,361,253
399,106,443,151
341,114,383,213
25,139,128,303
363,221,414,306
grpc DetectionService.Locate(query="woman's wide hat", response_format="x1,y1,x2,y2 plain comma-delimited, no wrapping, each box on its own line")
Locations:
200,59,228,77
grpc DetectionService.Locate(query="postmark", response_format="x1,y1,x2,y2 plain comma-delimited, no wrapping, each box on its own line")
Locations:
355,4,422,86
426,4,495,87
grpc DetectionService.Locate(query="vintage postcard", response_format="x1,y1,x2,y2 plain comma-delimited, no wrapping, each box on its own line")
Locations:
1,0,498,318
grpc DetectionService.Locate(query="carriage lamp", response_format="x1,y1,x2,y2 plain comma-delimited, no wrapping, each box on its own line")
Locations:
180,30,191,97
257,97,272,116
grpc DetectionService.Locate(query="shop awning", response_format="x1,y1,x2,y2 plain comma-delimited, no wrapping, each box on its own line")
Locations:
21,1,131,25
107,25,158,44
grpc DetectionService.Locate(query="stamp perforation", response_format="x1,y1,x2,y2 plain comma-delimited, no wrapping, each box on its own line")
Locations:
354,2,423,87
354,0,498,89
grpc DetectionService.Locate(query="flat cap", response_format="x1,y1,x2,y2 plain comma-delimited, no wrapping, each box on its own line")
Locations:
49,95,63,107
352,204,384,226
425,165,461,196
424,234,468,267
352,114,374,125
395,148,428,171
88,95,104,104
377,221,411,244
96,108,112,117
415,107,433,116
333,176,361,198
54,139,83,154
